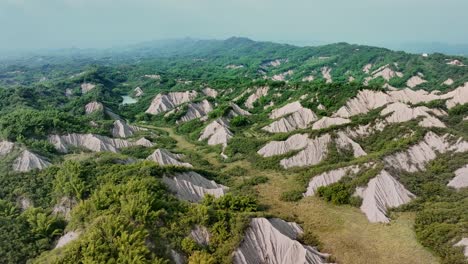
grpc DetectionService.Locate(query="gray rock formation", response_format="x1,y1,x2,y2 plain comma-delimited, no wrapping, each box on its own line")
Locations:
111,120,146,138
312,117,351,130
441,82,468,109
81,83,96,94
380,102,446,128
49,133,138,153
356,170,415,223
162,171,228,202
406,75,427,88
384,132,468,172
84,101,103,115
335,132,367,157
199,118,233,147
304,165,362,196
0,140,14,156
13,150,51,172
263,102,318,133
177,99,213,123
245,86,269,109
55,231,81,249
202,87,218,98
146,149,193,168
190,225,211,246
233,218,331,264
321,67,332,83
448,165,468,189
229,103,251,117
134,87,144,97
135,137,154,147
455,238,468,257
257,134,309,158
334,90,392,118
145,91,198,115
280,134,331,169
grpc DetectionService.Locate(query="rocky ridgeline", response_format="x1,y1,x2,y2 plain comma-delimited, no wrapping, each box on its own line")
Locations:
13,150,51,172
176,99,213,123
162,171,228,202
304,165,363,196
263,101,318,133
145,91,198,115
146,148,193,168
448,165,468,189
245,86,269,109
199,118,233,147
84,101,104,115
233,218,331,264
111,120,146,138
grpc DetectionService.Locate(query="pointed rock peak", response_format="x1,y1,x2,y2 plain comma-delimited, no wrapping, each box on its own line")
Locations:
177,99,213,124
81,83,96,94
112,120,145,138
13,150,51,172
448,165,468,189
245,86,269,109
202,87,218,98
145,90,198,115
0,140,15,156
135,137,154,147
146,149,193,168
199,118,233,147
162,171,227,202
85,101,103,115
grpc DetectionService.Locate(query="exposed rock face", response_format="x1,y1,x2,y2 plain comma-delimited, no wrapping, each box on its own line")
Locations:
55,231,80,249
177,99,213,123
304,165,362,196
387,88,440,104
226,64,244,69
455,238,468,257
144,74,161,79
441,82,468,109
229,103,251,117
0,140,14,156
233,218,330,264
263,102,318,133
321,67,332,83
135,137,154,147
257,134,309,158
272,70,294,81
312,117,351,130
280,134,331,169
356,170,415,223
162,171,228,202
145,91,198,115
334,90,392,118
65,89,73,97
443,78,454,86
85,101,104,115
13,150,51,172
18,197,32,210
302,75,314,82
49,133,135,153
380,102,446,128
81,83,96,94
53,197,78,220
363,63,372,73
262,59,285,68
202,87,218,98
134,87,144,97
190,225,211,246
245,86,269,109
448,165,468,189
384,132,468,172
111,120,145,138
146,149,193,168
447,59,465,66
335,132,367,157
406,75,427,88
370,64,403,81
199,118,233,147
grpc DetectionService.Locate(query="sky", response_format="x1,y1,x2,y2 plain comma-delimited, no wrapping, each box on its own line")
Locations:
1,0,468,52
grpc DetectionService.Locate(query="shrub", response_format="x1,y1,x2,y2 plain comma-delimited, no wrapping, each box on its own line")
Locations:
280,190,303,202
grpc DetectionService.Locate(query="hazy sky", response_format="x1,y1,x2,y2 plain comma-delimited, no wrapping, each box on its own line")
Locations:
1,0,468,51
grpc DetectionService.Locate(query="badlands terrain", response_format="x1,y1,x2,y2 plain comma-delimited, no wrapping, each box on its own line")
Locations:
0,37,467,263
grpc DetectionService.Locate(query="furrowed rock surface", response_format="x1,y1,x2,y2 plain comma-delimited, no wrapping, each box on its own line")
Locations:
312,117,351,130
334,90,392,118
190,225,211,246
263,102,318,133
335,132,367,157
356,170,415,223
406,75,427,88
0,140,14,156
49,133,136,153
384,132,468,172
81,83,96,94
53,197,77,220
233,218,331,264
202,87,218,98
13,150,51,172
280,134,331,169
380,102,446,128
147,149,193,168
387,88,440,105
55,231,81,249
370,64,403,81
229,103,251,117
111,120,145,138
455,238,468,257
84,101,104,115
257,134,309,158
199,118,233,147
245,86,269,109
135,137,154,147
145,91,198,115
304,165,362,196
363,63,372,73
272,70,294,81
443,78,454,86
441,82,468,109
321,67,332,83
448,165,468,189
134,87,144,97
177,99,213,123
162,171,227,202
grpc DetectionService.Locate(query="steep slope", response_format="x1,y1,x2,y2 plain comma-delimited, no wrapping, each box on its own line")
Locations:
12,150,51,172
145,91,198,115
146,149,193,167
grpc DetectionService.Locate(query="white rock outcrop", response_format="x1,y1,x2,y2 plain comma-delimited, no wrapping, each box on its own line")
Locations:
81,83,96,94
447,165,468,189
335,132,367,157
363,63,372,74
387,88,440,104
257,134,309,158
202,87,218,98
447,59,465,66
272,70,294,81
455,238,468,257
441,82,468,109
111,120,145,138
356,170,415,223
49,133,138,153
245,86,269,109
177,99,213,123
190,225,211,246
229,103,251,117
304,165,362,196
302,75,314,82
134,87,144,97
443,79,454,86
384,132,468,172
52,197,77,220
145,91,198,115
380,102,446,128
55,231,81,249
334,90,392,118
321,67,332,83
312,117,351,130
406,75,427,88
280,134,331,169
162,171,228,202
147,149,193,168
233,218,330,264
135,137,154,147
0,140,14,156
84,101,103,115
263,102,318,133
199,118,233,147
13,150,51,172
370,64,403,81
